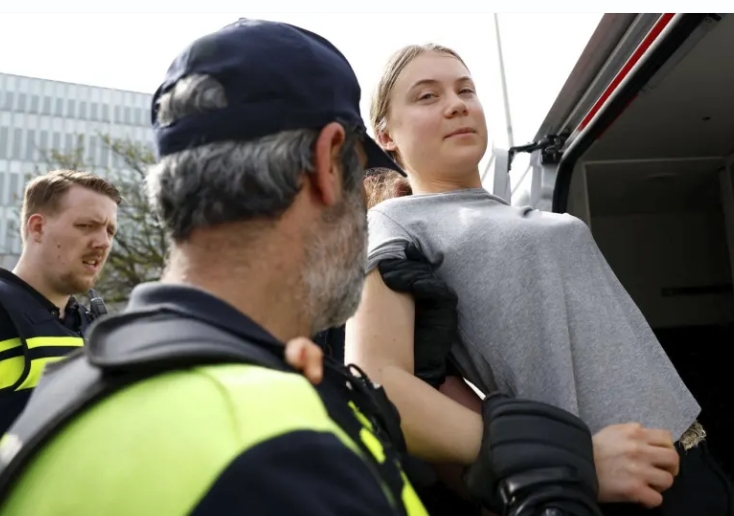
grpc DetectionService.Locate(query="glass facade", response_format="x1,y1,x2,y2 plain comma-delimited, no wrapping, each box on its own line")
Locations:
0,73,153,266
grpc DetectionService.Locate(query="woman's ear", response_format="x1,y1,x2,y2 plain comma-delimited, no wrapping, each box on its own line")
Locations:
376,128,398,152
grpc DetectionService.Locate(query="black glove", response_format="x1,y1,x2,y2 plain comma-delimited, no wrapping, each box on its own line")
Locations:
378,243,458,388
464,393,602,516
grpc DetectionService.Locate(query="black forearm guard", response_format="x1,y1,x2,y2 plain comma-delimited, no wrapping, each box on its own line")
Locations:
464,394,602,516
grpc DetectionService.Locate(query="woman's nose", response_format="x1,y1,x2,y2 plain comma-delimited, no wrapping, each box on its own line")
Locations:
444,93,469,117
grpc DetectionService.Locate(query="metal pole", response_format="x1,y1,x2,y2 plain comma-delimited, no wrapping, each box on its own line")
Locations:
494,13,515,148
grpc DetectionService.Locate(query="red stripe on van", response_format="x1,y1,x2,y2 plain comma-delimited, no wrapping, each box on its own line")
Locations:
576,13,675,132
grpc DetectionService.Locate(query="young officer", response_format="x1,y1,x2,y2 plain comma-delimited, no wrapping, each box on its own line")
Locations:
0,170,118,435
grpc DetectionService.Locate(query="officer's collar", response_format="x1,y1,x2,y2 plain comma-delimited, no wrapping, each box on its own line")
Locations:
126,282,284,348
0,268,81,321
0,268,56,311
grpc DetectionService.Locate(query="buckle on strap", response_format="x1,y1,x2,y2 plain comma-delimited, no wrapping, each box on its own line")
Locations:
680,421,706,451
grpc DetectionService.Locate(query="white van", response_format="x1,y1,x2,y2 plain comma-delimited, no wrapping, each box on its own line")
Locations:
491,12,734,478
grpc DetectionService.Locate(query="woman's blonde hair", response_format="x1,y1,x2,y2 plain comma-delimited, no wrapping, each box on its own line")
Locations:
369,43,468,146
364,168,412,209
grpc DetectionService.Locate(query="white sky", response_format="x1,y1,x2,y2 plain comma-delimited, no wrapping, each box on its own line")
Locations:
0,5,604,175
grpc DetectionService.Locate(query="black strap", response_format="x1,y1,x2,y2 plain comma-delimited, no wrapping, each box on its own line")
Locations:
84,309,290,374
318,362,409,516
0,311,290,501
0,308,411,516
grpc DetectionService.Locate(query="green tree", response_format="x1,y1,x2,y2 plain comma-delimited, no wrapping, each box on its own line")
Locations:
34,134,168,308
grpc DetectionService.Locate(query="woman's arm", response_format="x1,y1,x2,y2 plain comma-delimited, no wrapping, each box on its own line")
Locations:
345,269,483,465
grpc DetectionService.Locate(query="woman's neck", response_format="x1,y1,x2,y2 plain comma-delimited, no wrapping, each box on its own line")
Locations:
409,169,482,195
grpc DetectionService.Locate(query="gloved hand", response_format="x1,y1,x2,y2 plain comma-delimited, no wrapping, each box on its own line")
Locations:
464,393,602,516
378,243,459,389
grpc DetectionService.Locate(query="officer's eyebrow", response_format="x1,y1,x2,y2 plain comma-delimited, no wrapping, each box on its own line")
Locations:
80,217,117,234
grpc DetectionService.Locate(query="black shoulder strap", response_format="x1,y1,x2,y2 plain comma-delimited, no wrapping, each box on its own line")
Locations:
0,309,291,501
84,307,290,374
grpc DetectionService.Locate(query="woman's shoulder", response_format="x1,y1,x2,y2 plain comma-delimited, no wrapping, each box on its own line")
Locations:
367,195,418,223
370,187,477,214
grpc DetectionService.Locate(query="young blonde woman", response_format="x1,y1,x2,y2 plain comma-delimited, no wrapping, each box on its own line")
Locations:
345,44,732,516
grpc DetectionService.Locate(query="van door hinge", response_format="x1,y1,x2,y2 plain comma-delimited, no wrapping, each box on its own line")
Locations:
508,132,569,170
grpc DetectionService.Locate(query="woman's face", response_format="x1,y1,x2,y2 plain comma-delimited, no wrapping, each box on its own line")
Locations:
380,51,488,180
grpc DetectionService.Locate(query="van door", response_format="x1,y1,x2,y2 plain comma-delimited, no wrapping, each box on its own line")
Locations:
501,13,663,209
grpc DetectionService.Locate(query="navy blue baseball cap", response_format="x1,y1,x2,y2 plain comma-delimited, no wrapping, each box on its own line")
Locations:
151,18,405,176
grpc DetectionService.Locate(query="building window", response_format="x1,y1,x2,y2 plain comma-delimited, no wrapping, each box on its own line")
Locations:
30,95,40,114
100,142,110,168
114,106,121,123
52,132,61,153
17,94,27,112
0,173,5,204
3,92,14,110
25,130,36,161
66,99,76,118
64,134,74,153
0,127,8,159
79,101,87,120
124,107,131,125
54,98,63,116
42,96,52,115
12,129,22,160
102,104,110,122
5,218,18,255
91,103,98,121
39,130,49,156
8,173,19,204
88,136,98,165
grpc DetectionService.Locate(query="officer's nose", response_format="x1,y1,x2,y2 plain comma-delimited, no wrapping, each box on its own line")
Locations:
92,229,113,250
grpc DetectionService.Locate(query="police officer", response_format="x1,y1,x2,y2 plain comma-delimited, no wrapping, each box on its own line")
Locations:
0,169,118,435
0,19,429,516
0,20,601,516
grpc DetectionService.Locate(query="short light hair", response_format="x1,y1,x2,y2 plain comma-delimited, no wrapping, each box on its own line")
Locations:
21,169,122,240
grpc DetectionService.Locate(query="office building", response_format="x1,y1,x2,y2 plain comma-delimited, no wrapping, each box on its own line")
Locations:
0,72,153,267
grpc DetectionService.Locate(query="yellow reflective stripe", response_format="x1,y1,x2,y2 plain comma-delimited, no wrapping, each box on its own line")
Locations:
0,337,24,389
26,337,84,349
0,356,24,389
0,337,83,391
0,337,21,353
16,356,69,391
401,471,429,516
348,393,429,516
348,400,374,430
0,336,83,353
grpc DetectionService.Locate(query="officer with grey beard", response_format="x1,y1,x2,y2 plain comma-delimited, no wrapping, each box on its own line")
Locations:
0,18,430,516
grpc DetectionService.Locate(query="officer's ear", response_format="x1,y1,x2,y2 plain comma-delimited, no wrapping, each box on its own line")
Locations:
26,214,46,243
310,122,347,208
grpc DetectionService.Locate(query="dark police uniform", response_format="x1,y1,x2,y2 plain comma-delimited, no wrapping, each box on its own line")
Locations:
0,269,92,436
0,283,428,516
